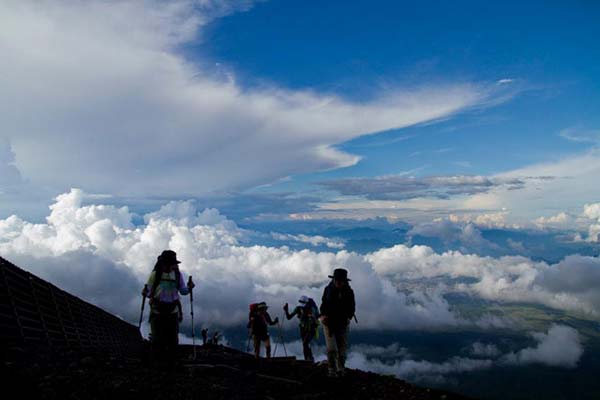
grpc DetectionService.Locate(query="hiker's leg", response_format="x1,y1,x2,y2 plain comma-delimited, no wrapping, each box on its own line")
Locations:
323,324,338,374
150,313,160,360
154,313,170,362
265,337,272,358
336,326,349,372
253,335,261,358
303,329,315,362
168,313,179,363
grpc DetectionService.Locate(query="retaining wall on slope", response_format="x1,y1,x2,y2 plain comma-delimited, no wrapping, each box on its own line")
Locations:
0,256,142,357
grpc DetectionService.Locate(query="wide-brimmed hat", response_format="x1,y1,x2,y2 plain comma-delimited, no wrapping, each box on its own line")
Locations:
158,250,181,265
328,268,351,281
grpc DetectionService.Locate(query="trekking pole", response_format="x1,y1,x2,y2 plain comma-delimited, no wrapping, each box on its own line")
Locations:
245,329,252,353
188,276,196,360
278,316,287,357
138,284,148,330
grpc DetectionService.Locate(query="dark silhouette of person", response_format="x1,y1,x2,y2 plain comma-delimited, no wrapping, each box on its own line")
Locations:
248,302,279,358
320,268,355,377
143,250,194,364
284,295,319,361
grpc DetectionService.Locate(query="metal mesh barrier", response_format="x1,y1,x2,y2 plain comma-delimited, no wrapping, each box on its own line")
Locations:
0,256,142,357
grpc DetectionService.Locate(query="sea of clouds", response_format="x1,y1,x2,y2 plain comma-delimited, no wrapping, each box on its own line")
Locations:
2,189,599,328
277,324,583,383
0,189,592,376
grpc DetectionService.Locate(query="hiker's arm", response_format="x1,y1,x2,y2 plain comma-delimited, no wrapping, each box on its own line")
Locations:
285,306,298,320
319,287,329,317
347,288,356,321
177,272,190,295
266,313,279,325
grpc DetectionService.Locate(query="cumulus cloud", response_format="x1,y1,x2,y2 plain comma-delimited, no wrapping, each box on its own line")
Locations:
408,219,500,254
289,325,583,384
2,189,599,334
447,211,519,229
534,212,573,230
0,189,461,330
579,203,600,242
0,0,500,217
367,244,600,316
502,324,583,368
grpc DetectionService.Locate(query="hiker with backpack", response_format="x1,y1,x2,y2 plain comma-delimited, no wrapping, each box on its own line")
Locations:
320,268,355,377
248,302,279,359
284,295,319,362
142,250,195,363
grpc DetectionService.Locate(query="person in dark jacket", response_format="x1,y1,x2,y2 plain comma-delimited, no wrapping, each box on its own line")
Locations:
320,268,355,377
248,302,279,358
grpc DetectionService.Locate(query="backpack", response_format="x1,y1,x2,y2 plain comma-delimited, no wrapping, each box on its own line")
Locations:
149,269,182,316
306,298,319,318
248,303,261,329
249,303,260,320
300,298,320,338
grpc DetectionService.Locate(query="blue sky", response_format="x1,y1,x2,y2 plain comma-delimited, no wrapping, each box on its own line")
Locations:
201,0,600,188
2,4,600,391
1,0,600,230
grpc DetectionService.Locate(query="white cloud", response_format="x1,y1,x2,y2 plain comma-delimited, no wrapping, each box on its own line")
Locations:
0,189,461,330
502,324,583,368
559,127,600,144
270,232,345,249
408,219,500,254
367,245,600,316
341,325,582,383
448,211,519,229
497,78,514,85
488,150,600,221
2,189,600,334
469,342,500,357
0,0,497,216
534,212,573,230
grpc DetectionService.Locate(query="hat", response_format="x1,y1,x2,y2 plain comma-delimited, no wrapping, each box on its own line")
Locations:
328,268,351,281
158,250,181,265
257,302,268,310
298,295,309,304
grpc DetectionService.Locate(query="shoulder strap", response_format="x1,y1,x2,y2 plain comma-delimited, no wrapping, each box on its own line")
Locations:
151,270,162,297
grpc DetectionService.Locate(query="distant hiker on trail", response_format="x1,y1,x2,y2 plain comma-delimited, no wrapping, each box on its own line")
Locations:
248,302,279,359
284,295,319,362
201,328,208,345
320,268,355,377
212,331,220,345
142,250,195,362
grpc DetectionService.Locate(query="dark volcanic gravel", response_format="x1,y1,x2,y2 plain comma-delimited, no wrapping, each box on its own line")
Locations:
2,344,472,400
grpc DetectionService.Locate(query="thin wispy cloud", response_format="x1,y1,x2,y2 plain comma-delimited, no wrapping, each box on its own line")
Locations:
318,174,531,201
